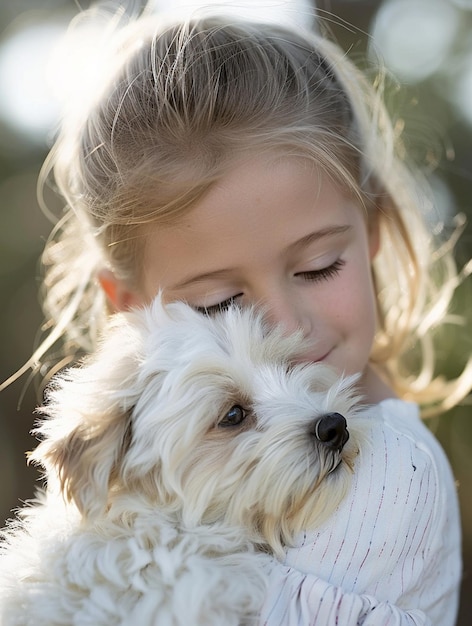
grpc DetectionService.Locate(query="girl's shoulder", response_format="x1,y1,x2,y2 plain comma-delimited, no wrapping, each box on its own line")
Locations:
360,398,460,535
373,397,421,433
364,397,454,479
373,397,446,454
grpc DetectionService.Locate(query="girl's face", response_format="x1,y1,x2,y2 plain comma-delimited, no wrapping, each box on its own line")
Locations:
109,155,389,402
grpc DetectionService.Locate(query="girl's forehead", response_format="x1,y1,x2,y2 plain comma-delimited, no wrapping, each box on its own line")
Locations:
139,155,365,297
155,154,350,232
146,157,347,244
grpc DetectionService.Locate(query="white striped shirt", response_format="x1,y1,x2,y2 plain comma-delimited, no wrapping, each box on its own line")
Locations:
260,399,461,625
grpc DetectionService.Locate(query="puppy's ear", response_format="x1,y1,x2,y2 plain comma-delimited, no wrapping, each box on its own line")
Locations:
29,405,132,519
29,312,143,519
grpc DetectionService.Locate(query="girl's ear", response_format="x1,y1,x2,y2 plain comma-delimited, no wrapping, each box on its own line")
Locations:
98,268,143,312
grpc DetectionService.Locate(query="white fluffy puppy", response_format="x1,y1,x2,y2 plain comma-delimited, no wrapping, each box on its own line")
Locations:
0,296,364,626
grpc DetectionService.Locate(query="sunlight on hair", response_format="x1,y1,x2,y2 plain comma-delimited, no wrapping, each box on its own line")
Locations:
46,14,127,136
0,2,316,145
370,0,459,83
149,0,315,28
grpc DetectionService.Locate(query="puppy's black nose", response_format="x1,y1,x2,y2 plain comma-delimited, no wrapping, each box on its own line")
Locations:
314,412,349,452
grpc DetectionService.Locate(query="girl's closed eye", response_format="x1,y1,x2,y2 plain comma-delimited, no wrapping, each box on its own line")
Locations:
295,258,346,282
193,260,345,316
194,294,243,316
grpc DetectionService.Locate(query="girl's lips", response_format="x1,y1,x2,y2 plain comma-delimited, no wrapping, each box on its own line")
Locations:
292,349,332,366
315,350,331,363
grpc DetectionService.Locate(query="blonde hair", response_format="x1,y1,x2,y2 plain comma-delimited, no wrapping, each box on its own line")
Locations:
7,8,471,414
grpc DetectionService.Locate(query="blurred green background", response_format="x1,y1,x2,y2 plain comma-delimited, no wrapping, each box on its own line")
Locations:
0,0,470,622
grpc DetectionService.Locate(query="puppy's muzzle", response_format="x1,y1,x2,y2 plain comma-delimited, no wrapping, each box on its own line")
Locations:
314,412,349,452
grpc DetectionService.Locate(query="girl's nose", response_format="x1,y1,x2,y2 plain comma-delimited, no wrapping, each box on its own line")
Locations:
261,294,312,337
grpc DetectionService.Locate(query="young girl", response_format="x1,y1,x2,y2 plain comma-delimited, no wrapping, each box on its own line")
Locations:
3,3,471,625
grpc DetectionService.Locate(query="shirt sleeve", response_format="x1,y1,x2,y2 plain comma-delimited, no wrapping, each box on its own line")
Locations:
259,563,430,626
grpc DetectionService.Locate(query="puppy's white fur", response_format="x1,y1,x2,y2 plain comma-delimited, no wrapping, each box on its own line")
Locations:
0,297,366,625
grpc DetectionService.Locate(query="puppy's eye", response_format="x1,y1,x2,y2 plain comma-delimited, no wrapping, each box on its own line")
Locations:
219,405,247,427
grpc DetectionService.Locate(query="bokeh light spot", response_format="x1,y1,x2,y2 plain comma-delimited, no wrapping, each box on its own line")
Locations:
370,0,460,83
452,50,472,126
0,17,66,142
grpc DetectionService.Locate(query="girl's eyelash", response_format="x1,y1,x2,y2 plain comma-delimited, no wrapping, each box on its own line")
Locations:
194,295,242,316
194,260,345,315
296,259,346,282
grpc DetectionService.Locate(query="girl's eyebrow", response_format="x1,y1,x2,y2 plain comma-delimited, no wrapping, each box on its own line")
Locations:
288,225,351,252
173,225,352,290
174,267,234,289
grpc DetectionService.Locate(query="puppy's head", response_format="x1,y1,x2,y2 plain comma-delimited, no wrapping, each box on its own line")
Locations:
31,295,365,556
